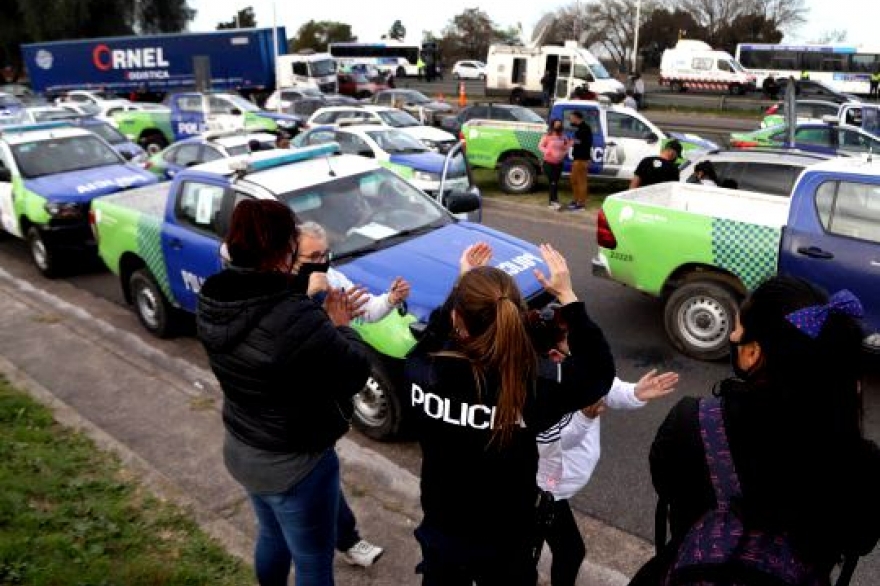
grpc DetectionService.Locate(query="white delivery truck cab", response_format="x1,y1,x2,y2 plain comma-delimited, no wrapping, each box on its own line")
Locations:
276,51,338,93
486,40,625,105
660,40,755,95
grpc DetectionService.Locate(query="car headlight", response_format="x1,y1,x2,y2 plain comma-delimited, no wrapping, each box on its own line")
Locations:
45,202,84,220
413,171,441,182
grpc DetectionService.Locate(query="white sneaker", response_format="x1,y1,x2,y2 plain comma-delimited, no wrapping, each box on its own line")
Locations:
548,202,561,210
343,539,384,567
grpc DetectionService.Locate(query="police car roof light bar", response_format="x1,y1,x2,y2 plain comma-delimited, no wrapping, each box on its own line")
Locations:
229,142,342,175
0,121,73,135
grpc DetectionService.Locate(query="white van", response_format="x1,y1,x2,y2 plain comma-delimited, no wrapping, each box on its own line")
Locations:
486,41,625,104
660,40,755,95
276,51,338,93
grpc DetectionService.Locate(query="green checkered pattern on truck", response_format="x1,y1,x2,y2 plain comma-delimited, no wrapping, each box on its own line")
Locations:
136,215,172,299
711,218,780,291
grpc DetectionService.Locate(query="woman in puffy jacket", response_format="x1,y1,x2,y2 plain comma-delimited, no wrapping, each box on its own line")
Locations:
196,199,371,586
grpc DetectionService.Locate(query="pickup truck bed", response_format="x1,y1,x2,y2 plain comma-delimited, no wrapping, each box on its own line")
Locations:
96,183,171,219
610,182,791,227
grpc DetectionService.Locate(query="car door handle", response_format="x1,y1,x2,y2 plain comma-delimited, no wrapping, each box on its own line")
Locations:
796,246,834,260
169,238,184,250
607,142,617,147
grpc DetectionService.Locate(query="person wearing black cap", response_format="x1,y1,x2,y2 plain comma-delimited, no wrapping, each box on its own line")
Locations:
629,140,682,189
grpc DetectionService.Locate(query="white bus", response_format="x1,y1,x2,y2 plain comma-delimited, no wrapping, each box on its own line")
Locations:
735,43,880,95
328,41,423,78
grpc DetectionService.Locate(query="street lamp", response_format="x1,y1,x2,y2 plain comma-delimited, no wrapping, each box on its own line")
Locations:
631,0,641,74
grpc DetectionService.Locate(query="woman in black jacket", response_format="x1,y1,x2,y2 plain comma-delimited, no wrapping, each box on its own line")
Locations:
631,276,880,585
406,243,616,586
197,199,371,586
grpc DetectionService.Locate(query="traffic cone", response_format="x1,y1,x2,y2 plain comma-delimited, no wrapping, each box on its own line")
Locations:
458,81,467,108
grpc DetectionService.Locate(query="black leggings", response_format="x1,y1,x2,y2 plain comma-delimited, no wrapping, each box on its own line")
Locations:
546,500,586,586
543,161,563,204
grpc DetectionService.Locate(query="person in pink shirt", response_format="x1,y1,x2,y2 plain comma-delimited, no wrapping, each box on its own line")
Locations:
539,119,573,210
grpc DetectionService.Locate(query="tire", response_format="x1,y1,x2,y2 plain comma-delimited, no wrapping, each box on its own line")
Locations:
479,73,486,81
498,156,538,194
728,83,745,96
352,349,403,441
396,66,406,78
453,73,460,80
27,226,60,278
670,80,685,93
509,88,525,105
129,268,176,338
664,280,740,361
142,132,168,155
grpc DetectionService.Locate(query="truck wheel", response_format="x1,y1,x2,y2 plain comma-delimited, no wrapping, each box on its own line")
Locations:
498,157,537,194
509,88,525,105
728,83,744,96
670,81,686,93
130,269,176,338
27,227,60,278
142,133,168,155
664,280,739,361
396,66,406,78
352,350,403,441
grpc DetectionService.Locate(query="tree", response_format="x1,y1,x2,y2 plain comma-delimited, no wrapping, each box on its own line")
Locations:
815,29,847,44
440,8,520,63
639,8,700,67
289,20,356,53
388,20,406,41
671,0,806,43
216,6,256,30
136,0,196,34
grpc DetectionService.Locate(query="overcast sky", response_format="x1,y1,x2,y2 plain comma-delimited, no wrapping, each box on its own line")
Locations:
189,0,874,47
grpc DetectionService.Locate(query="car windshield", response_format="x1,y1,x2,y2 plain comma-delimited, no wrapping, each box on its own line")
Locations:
223,95,261,112
12,135,123,178
588,62,611,80
510,107,545,123
278,168,449,258
376,110,420,127
365,129,429,153
396,91,430,105
85,122,127,144
310,59,337,77
94,92,120,100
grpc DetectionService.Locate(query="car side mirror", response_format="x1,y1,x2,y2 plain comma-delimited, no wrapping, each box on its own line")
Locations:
357,150,375,158
0,168,11,182
121,151,134,161
645,132,659,144
230,108,242,116
445,190,481,214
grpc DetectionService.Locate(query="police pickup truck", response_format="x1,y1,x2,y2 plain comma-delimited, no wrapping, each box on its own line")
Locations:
90,144,553,439
112,92,302,153
462,99,718,193
592,156,880,360
0,122,157,276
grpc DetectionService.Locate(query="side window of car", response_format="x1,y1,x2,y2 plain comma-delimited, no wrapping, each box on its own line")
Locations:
815,181,880,243
312,112,334,125
736,163,799,197
176,181,227,236
336,133,373,157
606,112,652,140
292,62,308,77
717,60,732,72
837,129,872,152
172,144,203,166
200,146,223,162
794,127,832,146
306,130,336,145
377,93,392,105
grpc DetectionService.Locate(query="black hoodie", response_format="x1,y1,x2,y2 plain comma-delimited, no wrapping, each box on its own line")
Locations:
197,268,371,454
406,301,615,545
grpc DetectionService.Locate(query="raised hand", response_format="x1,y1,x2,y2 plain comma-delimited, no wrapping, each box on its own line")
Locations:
460,242,493,275
533,244,576,305
634,370,679,402
324,288,353,327
345,286,371,319
387,277,411,305
307,272,330,298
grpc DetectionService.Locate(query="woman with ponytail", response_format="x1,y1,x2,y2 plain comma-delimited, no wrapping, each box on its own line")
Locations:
406,243,616,586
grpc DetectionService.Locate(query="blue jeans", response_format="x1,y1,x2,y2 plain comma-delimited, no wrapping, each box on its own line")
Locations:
336,492,361,552
249,449,340,586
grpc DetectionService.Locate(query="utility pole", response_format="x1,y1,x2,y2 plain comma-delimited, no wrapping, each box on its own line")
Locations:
631,0,641,74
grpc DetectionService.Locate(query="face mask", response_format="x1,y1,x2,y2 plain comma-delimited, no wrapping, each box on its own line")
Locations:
729,339,752,380
291,261,331,294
